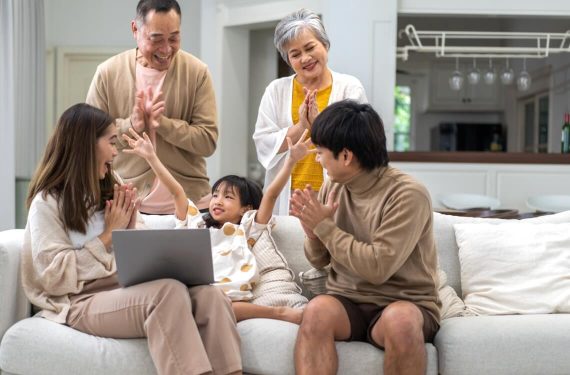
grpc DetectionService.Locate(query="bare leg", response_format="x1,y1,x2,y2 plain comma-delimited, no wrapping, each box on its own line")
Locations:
369,301,426,375
294,295,351,375
232,302,303,325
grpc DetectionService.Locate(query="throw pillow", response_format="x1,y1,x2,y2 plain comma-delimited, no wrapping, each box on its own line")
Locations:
299,267,328,297
454,222,570,315
437,268,475,319
250,229,308,308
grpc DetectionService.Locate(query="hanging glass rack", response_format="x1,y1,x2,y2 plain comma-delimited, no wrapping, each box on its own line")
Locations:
397,24,570,61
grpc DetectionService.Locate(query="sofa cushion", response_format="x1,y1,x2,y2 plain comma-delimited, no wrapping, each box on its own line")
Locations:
435,314,570,375
238,318,439,375
0,318,155,375
1,317,438,375
455,222,570,315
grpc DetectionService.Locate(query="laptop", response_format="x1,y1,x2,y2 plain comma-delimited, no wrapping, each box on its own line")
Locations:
112,229,214,287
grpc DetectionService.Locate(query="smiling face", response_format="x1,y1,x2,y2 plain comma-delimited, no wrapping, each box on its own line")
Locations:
315,146,360,184
132,9,181,71
209,182,248,225
95,124,118,180
286,28,329,84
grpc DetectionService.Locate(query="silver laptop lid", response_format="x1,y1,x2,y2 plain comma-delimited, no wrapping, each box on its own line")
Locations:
112,229,214,287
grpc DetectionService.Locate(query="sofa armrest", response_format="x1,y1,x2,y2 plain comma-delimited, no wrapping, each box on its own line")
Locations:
0,229,30,340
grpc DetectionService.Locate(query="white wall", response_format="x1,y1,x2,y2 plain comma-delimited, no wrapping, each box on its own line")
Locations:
323,0,398,149
44,0,200,52
0,0,15,230
248,28,277,184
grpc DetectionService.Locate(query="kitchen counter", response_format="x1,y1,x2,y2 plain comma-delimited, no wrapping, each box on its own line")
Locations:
389,152,570,164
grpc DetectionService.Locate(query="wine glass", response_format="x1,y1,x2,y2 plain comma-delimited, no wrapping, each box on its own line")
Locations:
467,59,480,85
483,58,496,85
449,58,464,91
517,59,532,91
500,58,515,85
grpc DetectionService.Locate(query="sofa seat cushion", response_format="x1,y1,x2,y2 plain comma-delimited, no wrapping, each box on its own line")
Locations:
1,317,438,375
0,317,155,375
435,314,570,375
238,318,438,375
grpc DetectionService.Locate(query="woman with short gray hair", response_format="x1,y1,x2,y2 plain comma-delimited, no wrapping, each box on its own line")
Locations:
253,8,368,215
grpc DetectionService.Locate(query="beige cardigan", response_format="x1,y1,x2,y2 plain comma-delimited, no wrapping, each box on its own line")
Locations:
21,193,116,323
86,49,218,203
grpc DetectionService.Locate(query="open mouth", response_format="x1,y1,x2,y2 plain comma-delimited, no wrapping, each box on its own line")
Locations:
154,54,170,64
104,162,112,174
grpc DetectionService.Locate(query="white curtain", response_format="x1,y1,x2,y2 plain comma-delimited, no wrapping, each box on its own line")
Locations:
13,0,46,178
0,0,16,230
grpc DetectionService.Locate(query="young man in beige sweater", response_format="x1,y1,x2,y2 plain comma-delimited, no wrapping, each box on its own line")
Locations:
290,100,440,375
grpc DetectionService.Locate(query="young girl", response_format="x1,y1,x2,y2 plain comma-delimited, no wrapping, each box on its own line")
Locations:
123,127,312,324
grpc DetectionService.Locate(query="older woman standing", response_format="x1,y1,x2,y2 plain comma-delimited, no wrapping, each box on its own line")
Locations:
253,8,368,215
21,103,242,375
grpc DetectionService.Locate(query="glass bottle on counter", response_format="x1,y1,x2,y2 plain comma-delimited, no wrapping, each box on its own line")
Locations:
562,113,570,154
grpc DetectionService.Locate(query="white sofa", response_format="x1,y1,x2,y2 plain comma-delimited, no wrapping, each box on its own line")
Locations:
2,212,570,374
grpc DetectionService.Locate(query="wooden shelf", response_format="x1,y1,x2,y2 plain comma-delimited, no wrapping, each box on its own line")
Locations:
389,152,570,164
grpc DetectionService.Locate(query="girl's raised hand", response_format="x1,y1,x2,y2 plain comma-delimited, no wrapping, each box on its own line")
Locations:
286,129,314,164
122,128,155,160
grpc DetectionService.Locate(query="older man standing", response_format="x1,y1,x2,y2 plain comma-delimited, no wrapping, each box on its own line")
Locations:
87,0,217,213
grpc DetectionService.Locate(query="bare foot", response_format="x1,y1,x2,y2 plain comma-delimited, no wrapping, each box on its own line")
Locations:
277,306,304,325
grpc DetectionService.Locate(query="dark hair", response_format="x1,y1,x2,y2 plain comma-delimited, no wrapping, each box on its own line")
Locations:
136,0,181,24
203,175,263,228
27,103,117,234
310,100,389,170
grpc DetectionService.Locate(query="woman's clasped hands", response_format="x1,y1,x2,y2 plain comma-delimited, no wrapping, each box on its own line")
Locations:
298,88,319,131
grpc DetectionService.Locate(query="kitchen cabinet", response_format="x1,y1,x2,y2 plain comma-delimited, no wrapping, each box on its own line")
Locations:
427,64,504,111
391,158,570,213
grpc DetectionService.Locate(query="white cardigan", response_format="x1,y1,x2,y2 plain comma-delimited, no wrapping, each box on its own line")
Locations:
253,71,368,215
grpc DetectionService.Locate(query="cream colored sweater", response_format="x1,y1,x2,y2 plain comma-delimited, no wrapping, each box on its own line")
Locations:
21,193,117,323
305,166,441,322
86,48,218,203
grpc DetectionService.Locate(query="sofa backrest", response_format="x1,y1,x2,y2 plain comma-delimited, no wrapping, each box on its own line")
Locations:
270,215,312,282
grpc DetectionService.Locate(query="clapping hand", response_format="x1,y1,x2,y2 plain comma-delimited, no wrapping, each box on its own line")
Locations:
304,88,319,125
144,87,165,129
129,87,165,133
104,184,137,232
130,90,146,133
298,88,317,130
290,185,338,235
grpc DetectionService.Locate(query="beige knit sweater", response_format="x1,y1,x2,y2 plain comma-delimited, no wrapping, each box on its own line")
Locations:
21,193,117,323
305,166,441,322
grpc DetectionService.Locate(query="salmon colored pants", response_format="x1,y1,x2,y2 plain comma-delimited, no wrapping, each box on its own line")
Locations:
67,279,242,375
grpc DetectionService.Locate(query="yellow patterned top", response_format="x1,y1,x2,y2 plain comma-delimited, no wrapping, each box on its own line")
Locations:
290,78,332,191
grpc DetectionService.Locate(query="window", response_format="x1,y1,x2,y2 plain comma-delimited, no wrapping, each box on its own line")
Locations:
394,85,411,151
